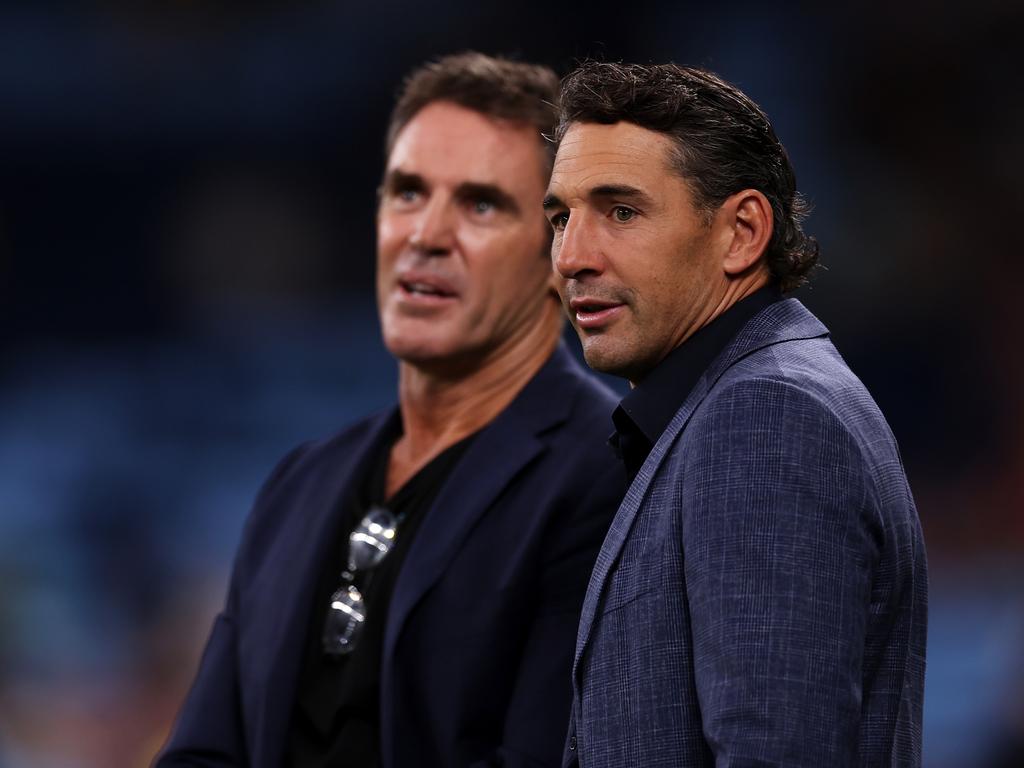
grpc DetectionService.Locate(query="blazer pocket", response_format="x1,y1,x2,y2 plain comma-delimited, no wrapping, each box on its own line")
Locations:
598,549,666,616
599,582,662,616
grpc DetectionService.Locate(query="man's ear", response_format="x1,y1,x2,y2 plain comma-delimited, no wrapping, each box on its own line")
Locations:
719,189,773,276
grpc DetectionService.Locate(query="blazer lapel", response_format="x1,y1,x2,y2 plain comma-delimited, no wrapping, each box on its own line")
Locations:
572,379,707,678
248,410,397,766
384,420,545,642
573,299,829,681
382,343,582,695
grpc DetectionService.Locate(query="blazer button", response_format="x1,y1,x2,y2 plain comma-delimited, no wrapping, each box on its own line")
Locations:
569,735,577,751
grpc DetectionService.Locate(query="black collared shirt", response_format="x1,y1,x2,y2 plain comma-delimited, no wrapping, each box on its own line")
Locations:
611,285,781,482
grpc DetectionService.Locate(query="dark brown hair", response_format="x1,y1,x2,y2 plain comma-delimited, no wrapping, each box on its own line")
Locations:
557,62,819,292
386,52,560,170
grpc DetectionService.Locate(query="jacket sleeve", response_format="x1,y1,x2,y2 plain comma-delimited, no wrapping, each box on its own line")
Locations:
680,378,878,767
474,458,623,768
154,444,311,767
154,601,247,766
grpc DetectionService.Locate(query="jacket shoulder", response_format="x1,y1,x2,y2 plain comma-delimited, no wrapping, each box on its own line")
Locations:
544,349,621,441
257,411,388,496
235,410,393,562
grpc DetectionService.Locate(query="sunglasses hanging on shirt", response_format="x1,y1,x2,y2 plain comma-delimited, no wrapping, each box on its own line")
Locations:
322,505,399,657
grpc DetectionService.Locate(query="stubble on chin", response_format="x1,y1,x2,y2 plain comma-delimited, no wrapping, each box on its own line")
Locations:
578,333,623,377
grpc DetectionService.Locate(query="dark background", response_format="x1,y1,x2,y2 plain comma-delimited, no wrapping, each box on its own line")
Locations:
1,3,1022,766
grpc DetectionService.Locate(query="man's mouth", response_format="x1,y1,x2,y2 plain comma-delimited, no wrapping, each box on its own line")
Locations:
400,280,455,298
568,297,626,330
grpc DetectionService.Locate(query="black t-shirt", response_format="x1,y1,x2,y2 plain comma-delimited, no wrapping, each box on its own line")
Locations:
287,415,476,767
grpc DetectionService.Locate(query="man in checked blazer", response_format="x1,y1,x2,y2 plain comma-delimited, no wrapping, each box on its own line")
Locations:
543,62,928,766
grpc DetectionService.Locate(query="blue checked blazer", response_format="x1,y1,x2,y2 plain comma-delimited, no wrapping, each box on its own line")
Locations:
566,298,928,767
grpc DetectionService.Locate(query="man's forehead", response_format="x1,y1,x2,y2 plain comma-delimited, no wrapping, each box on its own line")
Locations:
384,163,503,187
557,121,674,165
386,103,546,190
550,121,678,192
391,103,535,159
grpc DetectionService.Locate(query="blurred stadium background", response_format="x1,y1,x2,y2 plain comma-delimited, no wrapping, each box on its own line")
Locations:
1,2,1021,766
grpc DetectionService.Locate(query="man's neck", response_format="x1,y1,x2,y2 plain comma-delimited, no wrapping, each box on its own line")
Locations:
386,305,562,498
626,269,772,389
709,270,771,325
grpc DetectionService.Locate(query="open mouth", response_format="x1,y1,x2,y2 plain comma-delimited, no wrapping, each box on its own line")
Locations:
400,280,455,299
569,297,625,330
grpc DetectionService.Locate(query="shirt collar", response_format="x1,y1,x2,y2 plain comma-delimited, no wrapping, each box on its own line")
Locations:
610,284,782,480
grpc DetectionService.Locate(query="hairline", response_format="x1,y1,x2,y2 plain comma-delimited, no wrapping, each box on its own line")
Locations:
387,98,556,176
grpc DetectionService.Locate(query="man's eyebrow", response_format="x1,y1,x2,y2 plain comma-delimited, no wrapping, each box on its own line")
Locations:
379,169,426,198
542,185,654,211
454,182,520,214
590,184,653,206
542,193,565,210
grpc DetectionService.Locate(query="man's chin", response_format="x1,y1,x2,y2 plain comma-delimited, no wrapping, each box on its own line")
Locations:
580,339,630,379
387,337,486,379
387,340,447,366
381,318,457,364
383,329,434,360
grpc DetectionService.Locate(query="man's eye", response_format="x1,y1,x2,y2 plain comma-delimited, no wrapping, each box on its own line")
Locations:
397,189,421,203
471,199,495,215
549,212,569,231
612,206,635,223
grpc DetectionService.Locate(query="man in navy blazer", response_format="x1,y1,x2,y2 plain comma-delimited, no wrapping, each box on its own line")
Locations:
157,54,624,767
544,63,927,766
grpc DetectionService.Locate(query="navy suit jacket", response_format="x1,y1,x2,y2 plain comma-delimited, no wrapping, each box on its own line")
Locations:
566,299,928,767
157,343,625,767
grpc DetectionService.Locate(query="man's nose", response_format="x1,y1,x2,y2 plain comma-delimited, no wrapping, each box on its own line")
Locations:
553,212,602,279
410,195,455,255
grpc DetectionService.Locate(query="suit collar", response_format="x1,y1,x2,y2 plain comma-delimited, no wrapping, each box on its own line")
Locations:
573,298,828,682
380,342,585,758
385,340,583,645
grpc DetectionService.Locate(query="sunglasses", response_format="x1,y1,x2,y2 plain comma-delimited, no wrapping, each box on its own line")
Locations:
321,505,398,657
